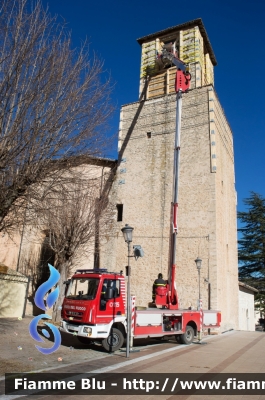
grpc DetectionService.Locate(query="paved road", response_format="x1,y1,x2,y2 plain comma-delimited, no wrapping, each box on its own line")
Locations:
1,317,265,399
0,316,180,376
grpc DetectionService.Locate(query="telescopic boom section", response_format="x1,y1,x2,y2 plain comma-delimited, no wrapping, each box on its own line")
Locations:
161,49,191,308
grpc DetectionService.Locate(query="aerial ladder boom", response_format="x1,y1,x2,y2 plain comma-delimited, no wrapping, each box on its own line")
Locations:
157,48,191,309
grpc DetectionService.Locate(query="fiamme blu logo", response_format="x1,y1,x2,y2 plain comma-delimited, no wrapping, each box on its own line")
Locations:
28,264,61,354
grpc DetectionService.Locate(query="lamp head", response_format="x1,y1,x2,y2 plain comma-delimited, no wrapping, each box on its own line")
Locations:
121,224,134,243
195,257,202,270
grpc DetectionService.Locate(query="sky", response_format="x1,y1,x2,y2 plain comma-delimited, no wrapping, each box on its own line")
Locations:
41,0,265,216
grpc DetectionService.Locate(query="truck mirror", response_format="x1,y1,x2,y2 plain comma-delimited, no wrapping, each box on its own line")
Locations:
64,279,71,296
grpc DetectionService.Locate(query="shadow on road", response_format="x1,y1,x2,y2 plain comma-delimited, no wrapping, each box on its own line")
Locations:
37,324,178,354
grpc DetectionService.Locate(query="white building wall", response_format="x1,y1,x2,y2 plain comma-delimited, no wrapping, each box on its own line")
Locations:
238,288,256,331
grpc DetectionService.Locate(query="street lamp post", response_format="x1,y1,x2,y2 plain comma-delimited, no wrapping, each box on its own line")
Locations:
195,257,202,308
195,257,202,342
121,224,134,358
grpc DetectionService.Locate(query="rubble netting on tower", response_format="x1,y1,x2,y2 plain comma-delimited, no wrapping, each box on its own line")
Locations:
140,39,162,78
180,27,204,66
205,53,214,86
180,27,205,88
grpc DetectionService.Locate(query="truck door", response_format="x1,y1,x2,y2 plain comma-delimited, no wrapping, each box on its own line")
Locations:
97,279,121,322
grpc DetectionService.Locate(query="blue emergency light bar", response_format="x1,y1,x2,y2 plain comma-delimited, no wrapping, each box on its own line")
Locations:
74,269,123,275
75,268,108,274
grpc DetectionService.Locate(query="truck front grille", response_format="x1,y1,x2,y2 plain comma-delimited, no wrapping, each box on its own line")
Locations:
66,311,83,320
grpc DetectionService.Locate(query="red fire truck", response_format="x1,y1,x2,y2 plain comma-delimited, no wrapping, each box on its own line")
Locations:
60,268,221,352
60,46,221,352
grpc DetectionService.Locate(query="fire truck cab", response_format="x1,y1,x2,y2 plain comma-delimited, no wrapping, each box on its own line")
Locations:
60,269,127,351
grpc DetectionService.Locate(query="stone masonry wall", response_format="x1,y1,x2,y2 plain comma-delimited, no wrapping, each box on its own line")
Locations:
211,90,239,330
100,85,238,331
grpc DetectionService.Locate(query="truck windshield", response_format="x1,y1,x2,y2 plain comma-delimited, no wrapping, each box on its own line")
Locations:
66,278,99,300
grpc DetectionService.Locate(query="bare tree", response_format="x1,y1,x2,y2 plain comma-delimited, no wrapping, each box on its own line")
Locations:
0,0,114,233
34,167,114,321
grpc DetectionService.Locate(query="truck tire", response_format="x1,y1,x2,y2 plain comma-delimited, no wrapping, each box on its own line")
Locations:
179,325,194,345
102,328,124,352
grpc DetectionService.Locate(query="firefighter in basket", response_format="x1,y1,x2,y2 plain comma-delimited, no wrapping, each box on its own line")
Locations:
152,273,167,303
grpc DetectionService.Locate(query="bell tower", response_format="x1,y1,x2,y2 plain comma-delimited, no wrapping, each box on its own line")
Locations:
138,19,216,98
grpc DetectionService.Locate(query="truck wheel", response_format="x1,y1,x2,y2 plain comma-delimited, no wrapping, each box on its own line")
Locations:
102,328,124,352
179,325,194,344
